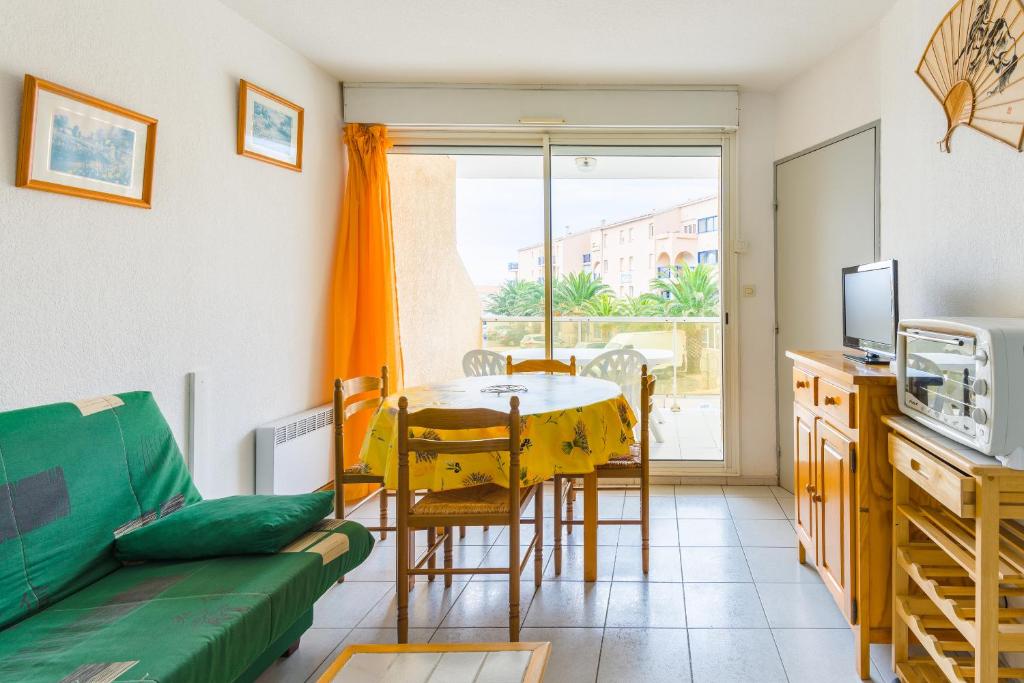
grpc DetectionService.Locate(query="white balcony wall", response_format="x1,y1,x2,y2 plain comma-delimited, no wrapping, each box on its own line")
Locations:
389,155,482,387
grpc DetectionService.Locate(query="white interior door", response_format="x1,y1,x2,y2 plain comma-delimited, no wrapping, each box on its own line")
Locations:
774,125,878,492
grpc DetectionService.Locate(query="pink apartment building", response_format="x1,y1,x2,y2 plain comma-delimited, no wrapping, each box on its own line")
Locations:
514,195,720,297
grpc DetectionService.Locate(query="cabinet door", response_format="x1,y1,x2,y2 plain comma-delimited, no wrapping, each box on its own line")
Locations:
817,420,855,621
793,403,816,557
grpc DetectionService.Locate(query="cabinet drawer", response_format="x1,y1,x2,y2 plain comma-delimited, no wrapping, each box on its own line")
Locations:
889,434,976,517
819,379,856,429
793,367,817,408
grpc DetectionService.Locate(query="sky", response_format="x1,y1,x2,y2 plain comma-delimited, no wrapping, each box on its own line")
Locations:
456,176,719,286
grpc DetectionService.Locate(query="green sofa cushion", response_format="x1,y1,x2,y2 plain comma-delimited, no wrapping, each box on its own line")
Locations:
115,492,335,561
0,520,374,682
0,393,200,629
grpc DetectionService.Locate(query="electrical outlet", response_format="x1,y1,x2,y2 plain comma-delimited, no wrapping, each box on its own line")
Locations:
742,285,756,297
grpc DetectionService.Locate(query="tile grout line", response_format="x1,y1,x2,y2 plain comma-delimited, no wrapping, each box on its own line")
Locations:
679,526,695,683
741,505,792,683
301,627,353,683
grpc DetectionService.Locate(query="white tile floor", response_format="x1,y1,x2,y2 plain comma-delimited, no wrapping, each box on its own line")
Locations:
257,485,897,683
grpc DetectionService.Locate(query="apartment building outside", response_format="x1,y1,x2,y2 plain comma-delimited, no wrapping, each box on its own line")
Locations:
514,195,720,297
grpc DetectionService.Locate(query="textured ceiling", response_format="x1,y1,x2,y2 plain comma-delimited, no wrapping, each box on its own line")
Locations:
222,0,895,90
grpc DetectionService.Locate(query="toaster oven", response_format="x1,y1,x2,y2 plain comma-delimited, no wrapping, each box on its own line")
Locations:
897,317,1024,468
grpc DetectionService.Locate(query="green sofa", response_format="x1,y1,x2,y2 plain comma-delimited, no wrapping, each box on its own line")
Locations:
0,392,374,682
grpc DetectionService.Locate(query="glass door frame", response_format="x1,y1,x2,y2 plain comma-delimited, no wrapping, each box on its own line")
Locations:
389,129,741,477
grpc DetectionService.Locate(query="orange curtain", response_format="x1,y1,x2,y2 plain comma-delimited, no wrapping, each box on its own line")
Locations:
329,123,404,500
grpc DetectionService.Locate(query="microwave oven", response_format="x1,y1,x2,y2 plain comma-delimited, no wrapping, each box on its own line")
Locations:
896,317,1024,469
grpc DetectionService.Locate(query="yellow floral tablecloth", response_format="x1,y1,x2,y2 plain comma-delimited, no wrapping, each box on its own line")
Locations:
357,374,637,491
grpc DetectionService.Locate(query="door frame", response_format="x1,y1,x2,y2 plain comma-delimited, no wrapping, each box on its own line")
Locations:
390,128,740,476
772,121,881,488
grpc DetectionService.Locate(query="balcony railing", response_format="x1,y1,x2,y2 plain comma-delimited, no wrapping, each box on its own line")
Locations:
480,315,722,398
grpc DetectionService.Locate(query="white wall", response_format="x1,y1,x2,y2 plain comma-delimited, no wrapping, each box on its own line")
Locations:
774,27,881,159
879,0,1024,319
0,0,344,497
736,92,780,479
776,0,1024,319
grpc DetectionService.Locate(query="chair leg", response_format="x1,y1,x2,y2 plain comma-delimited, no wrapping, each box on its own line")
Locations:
427,527,437,582
408,492,416,590
339,481,352,581
566,484,575,535
396,527,410,643
460,525,466,539
509,534,521,642
444,526,453,589
534,486,543,588
641,478,650,575
379,487,388,542
650,417,665,444
553,475,563,576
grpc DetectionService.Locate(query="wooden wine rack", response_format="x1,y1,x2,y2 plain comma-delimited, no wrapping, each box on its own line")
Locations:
885,415,1024,683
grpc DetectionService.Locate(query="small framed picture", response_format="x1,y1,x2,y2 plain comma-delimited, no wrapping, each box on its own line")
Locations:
16,75,158,208
237,80,303,172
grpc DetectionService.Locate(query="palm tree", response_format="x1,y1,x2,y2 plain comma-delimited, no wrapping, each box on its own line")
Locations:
553,271,612,315
580,293,619,317
486,279,543,316
649,264,719,317
650,264,720,373
617,293,666,317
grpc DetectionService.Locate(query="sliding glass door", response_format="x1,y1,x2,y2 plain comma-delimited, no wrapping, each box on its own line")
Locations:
548,146,724,462
388,137,730,467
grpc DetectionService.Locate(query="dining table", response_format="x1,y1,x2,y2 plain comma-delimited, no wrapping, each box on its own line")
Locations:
357,373,638,582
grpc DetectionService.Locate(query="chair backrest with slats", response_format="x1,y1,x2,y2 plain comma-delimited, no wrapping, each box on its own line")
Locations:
333,367,389,508
462,349,506,377
505,355,577,376
582,348,645,413
397,396,521,517
639,365,655,468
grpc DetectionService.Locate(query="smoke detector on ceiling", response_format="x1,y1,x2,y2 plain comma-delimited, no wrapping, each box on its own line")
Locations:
575,156,597,172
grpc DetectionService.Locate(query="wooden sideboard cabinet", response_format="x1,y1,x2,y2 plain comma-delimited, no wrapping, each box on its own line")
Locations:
785,350,899,679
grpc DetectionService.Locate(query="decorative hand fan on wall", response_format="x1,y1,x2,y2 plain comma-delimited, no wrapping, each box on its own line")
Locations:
918,0,1024,152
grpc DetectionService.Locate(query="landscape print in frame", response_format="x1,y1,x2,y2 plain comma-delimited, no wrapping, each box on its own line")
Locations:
237,80,303,171
16,75,157,208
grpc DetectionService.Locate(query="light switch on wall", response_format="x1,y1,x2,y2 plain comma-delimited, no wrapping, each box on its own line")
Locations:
742,285,756,297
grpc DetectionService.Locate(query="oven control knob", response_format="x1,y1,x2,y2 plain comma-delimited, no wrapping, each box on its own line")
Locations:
974,349,989,365
972,379,989,396
972,407,989,425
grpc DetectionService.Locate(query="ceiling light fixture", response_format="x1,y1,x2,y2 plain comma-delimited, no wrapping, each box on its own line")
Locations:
575,156,597,172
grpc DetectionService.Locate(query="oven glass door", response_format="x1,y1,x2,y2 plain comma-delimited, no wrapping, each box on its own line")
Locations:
903,329,978,436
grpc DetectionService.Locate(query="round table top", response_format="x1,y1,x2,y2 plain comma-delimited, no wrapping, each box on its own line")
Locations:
363,373,636,490
384,374,623,416
506,347,674,366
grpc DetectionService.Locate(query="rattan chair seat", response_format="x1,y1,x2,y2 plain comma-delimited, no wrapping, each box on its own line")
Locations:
412,483,537,516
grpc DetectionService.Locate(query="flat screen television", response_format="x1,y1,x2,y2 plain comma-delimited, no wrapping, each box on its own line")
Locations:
842,260,899,364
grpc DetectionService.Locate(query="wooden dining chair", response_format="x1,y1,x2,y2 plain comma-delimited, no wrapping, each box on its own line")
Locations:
505,355,577,376
334,367,392,541
505,354,578,576
555,365,655,575
395,396,543,643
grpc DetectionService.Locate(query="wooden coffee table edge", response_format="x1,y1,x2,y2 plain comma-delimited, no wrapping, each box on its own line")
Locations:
316,641,552,682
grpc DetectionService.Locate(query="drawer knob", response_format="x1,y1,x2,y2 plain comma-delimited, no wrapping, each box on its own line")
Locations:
805,484,815,494
824,396,840,406
812,494,823,503
795,380,809,389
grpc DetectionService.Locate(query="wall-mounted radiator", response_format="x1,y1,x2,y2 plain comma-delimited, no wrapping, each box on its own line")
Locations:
255,403,334,494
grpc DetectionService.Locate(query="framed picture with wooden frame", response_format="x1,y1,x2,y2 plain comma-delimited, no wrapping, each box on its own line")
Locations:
16,75,158,208
237,80,303,171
